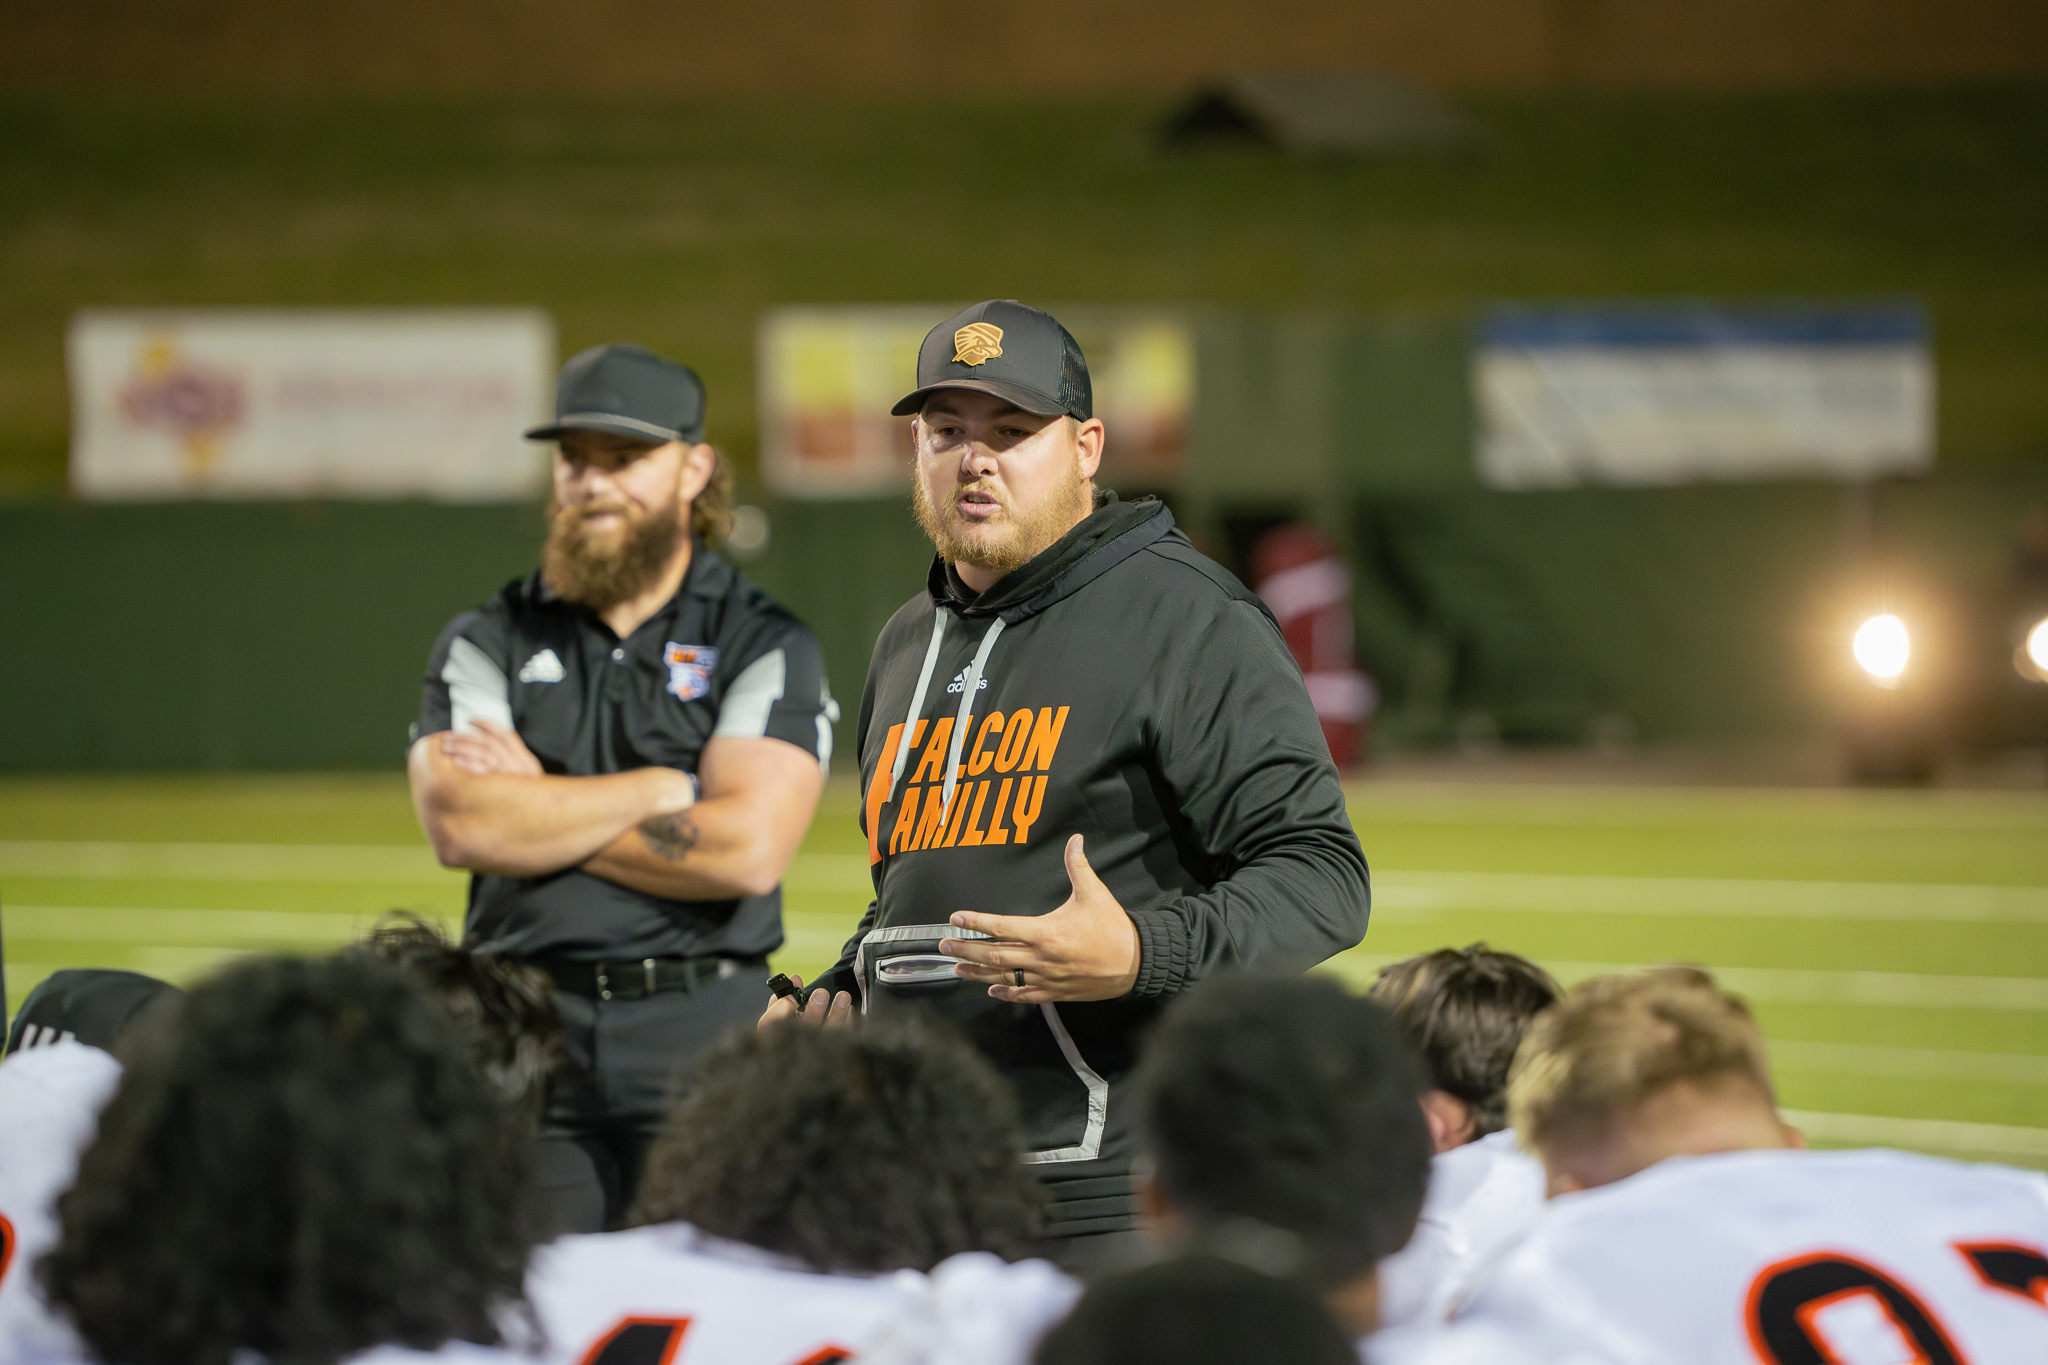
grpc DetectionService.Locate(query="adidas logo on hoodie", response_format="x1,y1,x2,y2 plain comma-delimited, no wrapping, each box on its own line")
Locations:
945,669,989,695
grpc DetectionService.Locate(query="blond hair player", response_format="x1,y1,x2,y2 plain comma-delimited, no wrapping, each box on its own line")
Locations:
1433,967,2048,1364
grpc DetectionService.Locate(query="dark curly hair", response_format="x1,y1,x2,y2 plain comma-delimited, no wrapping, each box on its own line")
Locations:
41,954,536,1365
629,1017,1044,1272
1368,943,1562,1138
343,911,564,1131
1137,973,1432,1290
1034,1254,1356,1365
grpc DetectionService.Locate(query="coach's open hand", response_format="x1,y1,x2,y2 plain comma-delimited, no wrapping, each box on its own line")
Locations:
942,834,1141,1004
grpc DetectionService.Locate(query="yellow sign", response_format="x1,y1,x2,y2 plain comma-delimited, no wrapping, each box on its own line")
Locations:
952,323,1004,366
758,307,1194,499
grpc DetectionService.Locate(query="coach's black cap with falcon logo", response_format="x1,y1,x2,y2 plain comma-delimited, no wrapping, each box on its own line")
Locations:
526,342,707,445
891,300,1093,421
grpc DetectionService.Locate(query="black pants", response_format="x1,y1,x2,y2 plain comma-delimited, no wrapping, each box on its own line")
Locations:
529,962,769,1236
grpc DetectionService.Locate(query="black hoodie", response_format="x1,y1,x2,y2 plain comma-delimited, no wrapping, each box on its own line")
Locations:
817,493,1370,1238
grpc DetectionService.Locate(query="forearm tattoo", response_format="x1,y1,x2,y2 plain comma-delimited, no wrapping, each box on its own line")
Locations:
639,812,700,862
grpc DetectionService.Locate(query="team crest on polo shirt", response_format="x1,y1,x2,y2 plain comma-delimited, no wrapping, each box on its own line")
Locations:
663,642,718,701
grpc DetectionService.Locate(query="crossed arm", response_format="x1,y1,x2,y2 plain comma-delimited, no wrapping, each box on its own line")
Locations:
408,720,825,901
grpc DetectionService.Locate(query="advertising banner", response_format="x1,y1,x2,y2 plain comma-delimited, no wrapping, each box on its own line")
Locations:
1474,303,1933,489
758,306,1195,499
69,309,556,500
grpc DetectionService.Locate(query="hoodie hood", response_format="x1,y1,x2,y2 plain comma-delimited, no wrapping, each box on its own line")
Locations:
891,492,1175,819
926,492,1175,625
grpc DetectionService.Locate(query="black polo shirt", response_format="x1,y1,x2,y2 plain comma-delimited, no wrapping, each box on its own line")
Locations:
416,546,835,963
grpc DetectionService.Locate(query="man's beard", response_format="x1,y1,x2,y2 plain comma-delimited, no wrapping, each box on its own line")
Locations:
913,463,1093,580
541,493,686,611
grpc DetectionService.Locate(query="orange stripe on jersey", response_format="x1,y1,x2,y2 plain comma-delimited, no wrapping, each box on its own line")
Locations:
1956,1240,2048,1308
579,1315,692,1365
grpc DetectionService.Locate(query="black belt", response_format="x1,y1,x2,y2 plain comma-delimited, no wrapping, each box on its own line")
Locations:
531,955,763,1003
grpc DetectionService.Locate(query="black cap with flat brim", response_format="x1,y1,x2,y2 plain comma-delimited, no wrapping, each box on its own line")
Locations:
5,968,181,1054
892,300,1093,421
526,342,707,444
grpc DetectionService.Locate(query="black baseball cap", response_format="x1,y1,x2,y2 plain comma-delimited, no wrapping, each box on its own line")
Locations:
891,300,1093,421
5,968,182,1055
525,343,707,444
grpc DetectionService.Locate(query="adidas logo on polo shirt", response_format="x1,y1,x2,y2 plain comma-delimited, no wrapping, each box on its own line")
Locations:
519,649,565,683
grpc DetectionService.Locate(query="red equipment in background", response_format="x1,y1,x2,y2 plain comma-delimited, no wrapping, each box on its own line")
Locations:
1250,523,1378,769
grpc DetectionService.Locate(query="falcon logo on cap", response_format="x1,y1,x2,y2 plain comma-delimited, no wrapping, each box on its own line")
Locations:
952,323,1004,367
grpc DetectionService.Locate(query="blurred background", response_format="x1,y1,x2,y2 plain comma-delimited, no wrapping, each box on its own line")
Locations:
2,0,2046,1166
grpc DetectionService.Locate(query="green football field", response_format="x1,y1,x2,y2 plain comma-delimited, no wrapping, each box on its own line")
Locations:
4,775,2045,1170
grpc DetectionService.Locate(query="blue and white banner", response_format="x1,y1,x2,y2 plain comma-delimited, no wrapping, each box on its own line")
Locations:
1474,304,1933,489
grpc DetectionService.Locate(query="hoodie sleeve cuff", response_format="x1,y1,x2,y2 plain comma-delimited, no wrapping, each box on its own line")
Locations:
1128,908,1193,998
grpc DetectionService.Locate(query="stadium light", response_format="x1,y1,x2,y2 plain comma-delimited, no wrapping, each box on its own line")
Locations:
2023,617,2048,681
1853,614,1909,685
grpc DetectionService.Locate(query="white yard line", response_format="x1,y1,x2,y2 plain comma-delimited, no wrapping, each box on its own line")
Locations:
0,841,451,882
1371,870,2048,924
1326,953,2048,1010
1782,1110,2048,1163
1,905,456,944
1770,1041,2048,1086
785,856,2048,923
7,844,2047,926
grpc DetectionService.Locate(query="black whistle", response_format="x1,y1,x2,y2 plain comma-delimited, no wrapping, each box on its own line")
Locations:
767,973,801,1002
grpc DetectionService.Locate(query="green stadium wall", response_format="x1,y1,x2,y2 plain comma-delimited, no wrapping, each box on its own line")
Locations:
4,311,2044,771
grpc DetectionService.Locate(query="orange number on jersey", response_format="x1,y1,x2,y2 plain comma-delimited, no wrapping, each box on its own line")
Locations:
0,1213,15,1288
580,1315,692,1365
1747,1252,1966,1365
1957,1241,2048,1310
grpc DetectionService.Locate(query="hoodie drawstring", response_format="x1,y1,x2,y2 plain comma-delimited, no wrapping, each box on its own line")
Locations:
941,618,1006,821
886,609,1007,819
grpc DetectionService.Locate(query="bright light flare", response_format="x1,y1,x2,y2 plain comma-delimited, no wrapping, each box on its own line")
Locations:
2027,618,2048,676
1853,615,1910,682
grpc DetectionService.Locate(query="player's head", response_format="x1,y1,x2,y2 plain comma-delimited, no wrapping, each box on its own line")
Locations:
1135,973,1432,1335
1507,965,1801,1195
896,301,1105,579
1033,1254,1358,1365
343,911,564,1131
1368,943,1562,1152
630,1014,1044,1272
529,343,729,611
41,953,534,1365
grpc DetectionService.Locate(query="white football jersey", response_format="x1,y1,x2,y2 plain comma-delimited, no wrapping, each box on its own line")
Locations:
0,1042,124,1355
852,1249,1080,1365
526,1223,930,1365
1377,1129,1548,1329
1367,1319,1625,1365
1456,1147,2048,1365
348,1343,535,1365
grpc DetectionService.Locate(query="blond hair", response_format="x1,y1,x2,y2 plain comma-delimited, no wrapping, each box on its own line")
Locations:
1507,966,1774,1162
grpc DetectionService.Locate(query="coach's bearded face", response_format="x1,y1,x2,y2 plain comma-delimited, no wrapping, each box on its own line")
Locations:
913,395,1094,578
542,478,686,612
